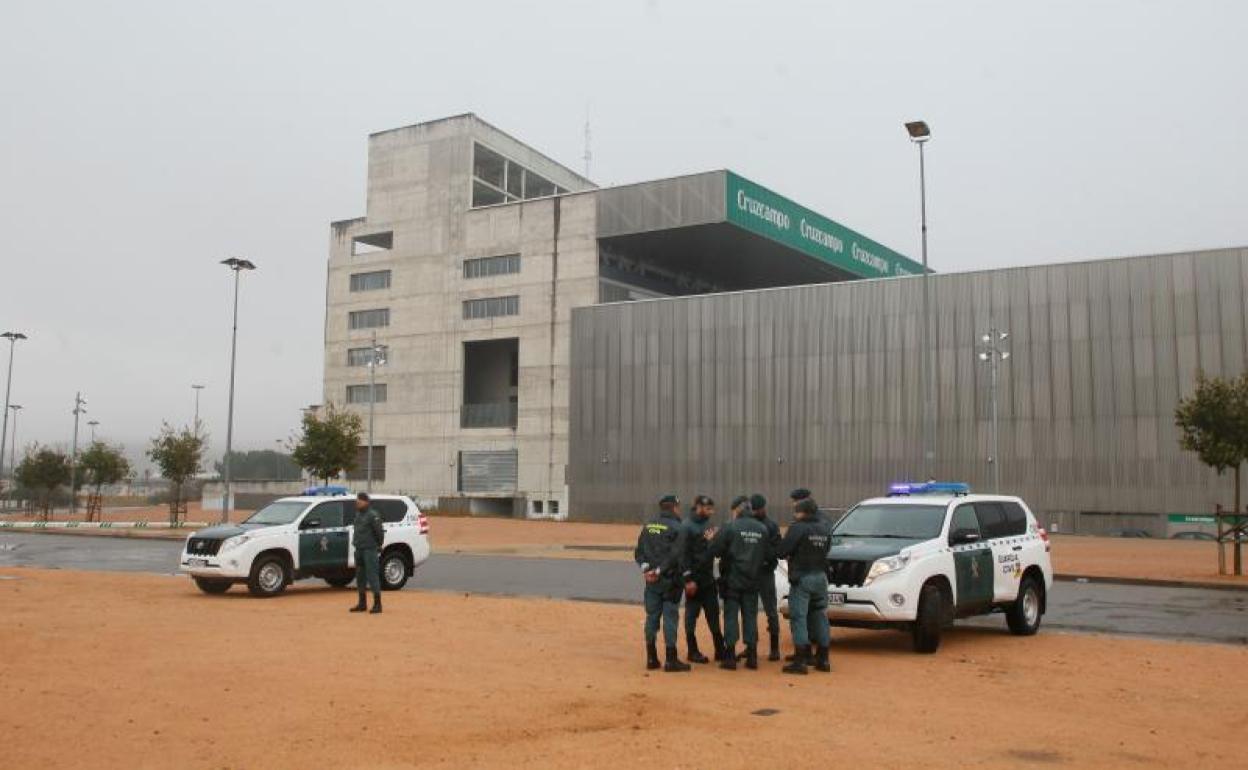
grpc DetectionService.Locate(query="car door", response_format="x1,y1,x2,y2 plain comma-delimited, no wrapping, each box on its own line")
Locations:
949,503,993,613
974,501,1018,602
298,501,349,573
1001,501,1039,586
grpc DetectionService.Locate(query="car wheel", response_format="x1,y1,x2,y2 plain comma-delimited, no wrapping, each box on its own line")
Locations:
380,549,410,591
193,577,231,595
912,583,945,654
1007,575,1043,636
323,570,356,588
247,554,289,598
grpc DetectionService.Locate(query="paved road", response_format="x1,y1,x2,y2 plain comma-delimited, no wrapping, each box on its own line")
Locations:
2,532,1245,645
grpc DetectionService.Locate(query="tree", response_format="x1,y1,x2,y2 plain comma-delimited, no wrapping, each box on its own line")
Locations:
78,442,131,522
213,449,301,481
1175,371,1248,574
291,404,362,485
147,423,206,525
14,446,72,521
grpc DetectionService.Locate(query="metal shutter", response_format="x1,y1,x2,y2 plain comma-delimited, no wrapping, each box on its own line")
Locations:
458,450,518,493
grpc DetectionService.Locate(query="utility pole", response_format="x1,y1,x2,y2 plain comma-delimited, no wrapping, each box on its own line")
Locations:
88,420,99,443
977,324,1010,493
0,331,29,495
192,384,205,432
7,404,21,496
220,258,256,524
366,332,386,493
904,122,934,479
69,392,87,514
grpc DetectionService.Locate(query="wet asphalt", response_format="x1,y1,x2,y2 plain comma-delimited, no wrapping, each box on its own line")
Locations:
1,532,1245,646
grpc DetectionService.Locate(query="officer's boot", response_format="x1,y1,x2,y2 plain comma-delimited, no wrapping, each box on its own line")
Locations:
369,592,382,614
768,629,781,662
686,633,709,664
782,645,810,675
711,629,726,662
718,645,737,670
744,644,759,670
813,645,831,673
349,591,367,612
645,642,661,671
664,646,692,673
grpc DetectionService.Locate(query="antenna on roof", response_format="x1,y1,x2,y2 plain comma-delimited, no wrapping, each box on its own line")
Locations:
582,105,592,179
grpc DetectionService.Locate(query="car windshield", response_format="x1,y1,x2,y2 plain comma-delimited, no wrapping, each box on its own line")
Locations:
243,500,310,526
833,504,947,540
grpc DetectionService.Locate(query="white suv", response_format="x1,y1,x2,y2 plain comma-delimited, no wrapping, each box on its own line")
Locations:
180,494,431,597
777,483,1053,653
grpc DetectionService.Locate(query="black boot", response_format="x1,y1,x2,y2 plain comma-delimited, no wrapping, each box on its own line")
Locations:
711,629,726,662
686,634,710,664
813,645,831,673
768,630,781,662
719,645,737,670
349,592,367,612
646,642,661,671
369,593,382,614
744,644,759,670
782,645,810,675
664,646,692,672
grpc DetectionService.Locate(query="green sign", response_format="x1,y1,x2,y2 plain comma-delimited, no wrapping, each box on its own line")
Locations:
724,171,925,280
1167,514,1215,524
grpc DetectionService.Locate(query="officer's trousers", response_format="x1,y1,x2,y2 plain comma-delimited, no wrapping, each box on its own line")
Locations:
758,570,780,635
355,547,381,595
683,579,722,640
789,571,831,647
643,583,680,647
722,588,759,650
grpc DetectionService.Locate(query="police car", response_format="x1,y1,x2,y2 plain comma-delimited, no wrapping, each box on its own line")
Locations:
179,493,431,597
777,482,1053,653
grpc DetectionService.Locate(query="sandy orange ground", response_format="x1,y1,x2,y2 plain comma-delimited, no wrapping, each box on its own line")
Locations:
0,568,1245,769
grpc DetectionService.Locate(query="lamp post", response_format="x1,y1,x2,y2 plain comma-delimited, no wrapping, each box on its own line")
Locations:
88,420,100,444
192,384,205,432
0,331,29,491
69,392,87,514
7,405,20,485
977,324,1010,493
904,121,934,479
366,332,387,493
220,257,256,524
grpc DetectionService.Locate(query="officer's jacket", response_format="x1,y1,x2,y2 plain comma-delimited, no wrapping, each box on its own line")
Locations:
352,506,386,551
680,515,716,583
777,515,832,575
754,513,782,572
634,511,687,584
710,515,771,592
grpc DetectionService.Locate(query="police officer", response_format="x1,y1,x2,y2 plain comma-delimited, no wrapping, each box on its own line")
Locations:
711,495,770,670
749,493,784,661
634,494,691,672
777,497,833,674
783,487,824,662
681,495,726,663
349,492,386,614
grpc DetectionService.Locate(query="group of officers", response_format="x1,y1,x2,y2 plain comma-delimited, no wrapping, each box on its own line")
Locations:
634,488,833,675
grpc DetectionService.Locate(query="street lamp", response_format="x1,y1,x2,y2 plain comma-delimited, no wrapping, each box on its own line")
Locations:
904,120,934,479
88,420,100,443
977,325,1010,493
192,384,205,432
7,405,20,483
220,257,256,524
366,332,387,493
0,331,29,492
69,392,87,514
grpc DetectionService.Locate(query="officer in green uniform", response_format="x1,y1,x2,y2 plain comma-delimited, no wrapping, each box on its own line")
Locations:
777,497,832,674
634,495,691,672
680,495,726,663
782,487,824,662
749,493,784,661
349,492,386,615
711,495,770,670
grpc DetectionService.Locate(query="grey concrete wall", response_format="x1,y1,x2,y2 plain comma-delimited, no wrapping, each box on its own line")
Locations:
568,247,1248,524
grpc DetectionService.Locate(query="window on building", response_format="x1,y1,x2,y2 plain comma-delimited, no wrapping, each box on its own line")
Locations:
350,270,391,292
471,143,569,208
352,231,393,255
462,338,519,428
473,144,506,188
533,500,544,515
347,346,389,367
464,254,521,279
346,445,385,482
348,308,390,330
549,500,559,515
462,295,519,320
346,383,387,404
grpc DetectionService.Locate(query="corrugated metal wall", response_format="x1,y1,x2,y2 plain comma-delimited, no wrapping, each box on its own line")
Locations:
567,248,1248,523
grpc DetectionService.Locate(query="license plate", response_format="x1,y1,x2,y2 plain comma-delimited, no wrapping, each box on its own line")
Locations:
186,558,208,568
829,592,847,605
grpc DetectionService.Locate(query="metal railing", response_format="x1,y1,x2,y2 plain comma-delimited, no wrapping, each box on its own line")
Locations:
461,401,517,429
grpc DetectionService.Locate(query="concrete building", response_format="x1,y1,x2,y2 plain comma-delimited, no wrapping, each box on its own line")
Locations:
324,114,919,516
568,246,1248,535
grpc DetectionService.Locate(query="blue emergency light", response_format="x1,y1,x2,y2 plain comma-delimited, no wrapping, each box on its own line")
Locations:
303,485,350,497
887,481,971,497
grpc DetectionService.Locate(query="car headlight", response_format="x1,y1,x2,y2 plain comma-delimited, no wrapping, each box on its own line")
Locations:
219,534,252,553
864,553,911,585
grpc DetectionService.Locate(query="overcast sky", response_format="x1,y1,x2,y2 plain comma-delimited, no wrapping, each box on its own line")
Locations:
1,0,1245,469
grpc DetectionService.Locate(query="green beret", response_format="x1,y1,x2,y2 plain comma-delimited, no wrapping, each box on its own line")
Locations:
731,495,749,510
789,488,812,501
750,493,767,510
659,494,678,505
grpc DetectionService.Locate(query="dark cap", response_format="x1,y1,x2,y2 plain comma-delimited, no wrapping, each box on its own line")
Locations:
693,494,714,507
659,494,678,506
749,493,767,511
730,495,749,510
789,488,811,501
795,498,818,516
356,492,370,502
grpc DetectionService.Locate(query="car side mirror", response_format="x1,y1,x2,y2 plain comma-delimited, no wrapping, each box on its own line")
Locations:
303,516,321,529
950,528,980,546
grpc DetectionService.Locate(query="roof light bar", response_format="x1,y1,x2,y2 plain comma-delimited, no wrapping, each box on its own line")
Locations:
888,481,971,496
